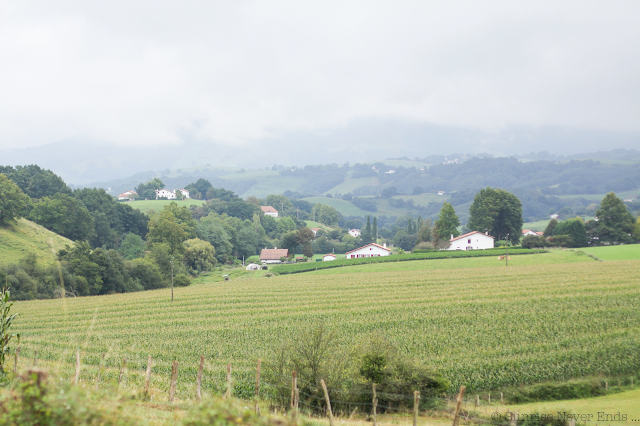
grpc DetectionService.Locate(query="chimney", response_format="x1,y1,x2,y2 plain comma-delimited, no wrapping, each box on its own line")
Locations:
274,247,277,249
451,234,453,240
485,231,488,235
383,243,387,248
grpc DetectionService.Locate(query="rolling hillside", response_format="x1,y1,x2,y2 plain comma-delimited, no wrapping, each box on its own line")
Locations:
0,218,72,265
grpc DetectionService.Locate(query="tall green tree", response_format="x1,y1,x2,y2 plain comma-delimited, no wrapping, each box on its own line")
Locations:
0,165,70,199
315,204,340,226
147,209,189,255
183,238,216,271
362,216,373,245
372,216,378,243
434,202,460,242
468,187,523,244
553,218,589,247
29,193,94,240
0,174,30,225
543,218,558,237
135,178,164,199
595,192,636,244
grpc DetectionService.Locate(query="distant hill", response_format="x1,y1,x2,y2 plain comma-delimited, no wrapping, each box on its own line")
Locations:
0,219,71,265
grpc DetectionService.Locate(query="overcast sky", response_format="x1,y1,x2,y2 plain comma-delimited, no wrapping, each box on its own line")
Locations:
1,0,639,151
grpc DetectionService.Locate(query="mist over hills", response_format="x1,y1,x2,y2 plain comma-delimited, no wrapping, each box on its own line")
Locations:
2,120,639,185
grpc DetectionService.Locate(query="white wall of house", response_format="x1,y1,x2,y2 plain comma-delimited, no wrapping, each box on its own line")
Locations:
348,229,361,237
156,189,176,199
323,255,336,261
346,244,391,259
265,211,278,217
522,230,541,236
448,233,494,250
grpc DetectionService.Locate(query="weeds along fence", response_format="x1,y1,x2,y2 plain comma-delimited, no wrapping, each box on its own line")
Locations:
8,347,638,424
270,248,548,274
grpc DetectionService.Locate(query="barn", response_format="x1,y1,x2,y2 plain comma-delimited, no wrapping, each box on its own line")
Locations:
345,243,391,259
448,231,494,250
259,248,289,263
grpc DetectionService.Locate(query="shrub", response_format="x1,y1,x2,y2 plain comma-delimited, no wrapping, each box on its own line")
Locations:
246,255,260,264
412,242,435,251
507,379,605,404
521,235,548,249
173,275,191,287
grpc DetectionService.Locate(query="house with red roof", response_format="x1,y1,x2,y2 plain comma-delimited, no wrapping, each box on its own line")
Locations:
448,231,495,251
345,243,391,259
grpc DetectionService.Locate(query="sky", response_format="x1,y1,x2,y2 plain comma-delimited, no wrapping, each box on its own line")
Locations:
0,0,639,152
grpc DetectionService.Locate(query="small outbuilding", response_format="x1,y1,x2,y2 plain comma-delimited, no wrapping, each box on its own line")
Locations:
322,254,337,261
448,231,494,251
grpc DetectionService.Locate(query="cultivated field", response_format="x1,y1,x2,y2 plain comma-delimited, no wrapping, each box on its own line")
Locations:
11,258,640,404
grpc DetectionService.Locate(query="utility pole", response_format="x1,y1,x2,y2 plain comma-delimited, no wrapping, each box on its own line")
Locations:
505,234,509,267
171,256,174,301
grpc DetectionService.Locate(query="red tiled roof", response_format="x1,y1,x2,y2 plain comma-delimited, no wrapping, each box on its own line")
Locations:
261,206,278,213
323,253,336,258
449,231,495,242
345,243,391,255
260,248,288,260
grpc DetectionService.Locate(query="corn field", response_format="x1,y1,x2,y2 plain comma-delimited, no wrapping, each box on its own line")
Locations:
9,260,640,402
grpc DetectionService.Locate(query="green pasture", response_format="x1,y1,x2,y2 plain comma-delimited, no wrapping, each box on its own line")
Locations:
128,199,205,213
239,175,306,198
303,197,373,217
583,244,640,261
322,171,379,195
303,249,594,275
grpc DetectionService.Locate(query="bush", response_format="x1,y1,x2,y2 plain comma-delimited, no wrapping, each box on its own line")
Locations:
0,370,131,425
521,235,548,249
495,240,510,247
173,274,191,287
507,379,606,404
246,255,260,264
412,242,435,252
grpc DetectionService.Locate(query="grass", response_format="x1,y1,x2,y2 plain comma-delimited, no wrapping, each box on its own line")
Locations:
11,259,640,402
303,197,374,217
128,199,205,213
322,171,379,195
583,244,640,261
0,218,71,265
239,175,306,198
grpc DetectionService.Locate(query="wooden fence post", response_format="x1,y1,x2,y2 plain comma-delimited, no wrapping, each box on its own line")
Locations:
169,360,179,402
33,350,38,367
118,357,126,388
226,363,232,399
74,350,80,385
500,392,504,405
413,390,420,426
291,371,298,424
605,381,608,391
255,359,261,415
144,355,152,395
321,379,335,426
95,353,106,391
372,383,378,426
451,386,466,426
13,346,20,373
196,356,204,401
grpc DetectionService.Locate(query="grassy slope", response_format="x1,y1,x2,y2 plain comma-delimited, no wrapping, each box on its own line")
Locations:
0,218,71,265
303,197,373,217
583,244,640,261
128,199,205,213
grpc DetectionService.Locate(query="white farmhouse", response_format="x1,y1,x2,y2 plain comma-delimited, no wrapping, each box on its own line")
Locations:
322,254,337,261
118,190,138,200
345,243,391,259
348,229,361,237
261,206,279,217
437,191,445,196
448,231,494,251
522,229,543,237
155,189,176,199
310,228,322,236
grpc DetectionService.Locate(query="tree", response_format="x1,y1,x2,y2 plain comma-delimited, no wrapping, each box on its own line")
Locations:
195,178,213,199
196,214,233,263
297,227,315,258
281,231,300,253
595,192,636,244
183,238,216,271
467,187,523,245
380,187,398,198
543,218,558,237
416,219,433,243
633,217,640,242
372,216,378,243
147,209,189,255
126,258,168,290
29,193,94,240
0,174,30,225
277,216,297,235
433,202,460,242
553,218,588,247
315,204,340,226
362,216,372,245
521,235,547,249
118,233,146,260
0,165,70,199
135,178,164,200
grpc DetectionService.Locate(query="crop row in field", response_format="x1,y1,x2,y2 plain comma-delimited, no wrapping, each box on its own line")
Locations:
270,248,547,274
10,259,640,402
